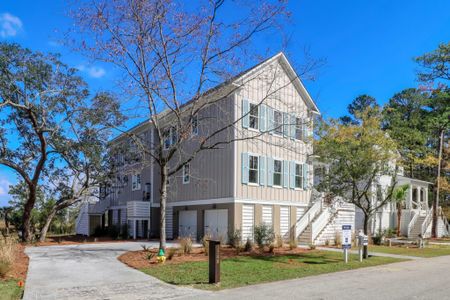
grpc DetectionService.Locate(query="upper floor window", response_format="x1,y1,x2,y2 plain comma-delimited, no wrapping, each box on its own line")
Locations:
249,104,259,130
295,163,303,189
273,110,283,135
295,118,303,140
273,159,282,186
191,115,198,135
132,174,141,191
183,163,190,184
249,155,259,184
163,127,178,150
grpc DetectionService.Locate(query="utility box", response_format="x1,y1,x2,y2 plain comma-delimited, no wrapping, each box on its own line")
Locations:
209,240,221,284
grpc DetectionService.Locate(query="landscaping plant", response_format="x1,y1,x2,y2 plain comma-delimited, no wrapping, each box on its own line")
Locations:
202,234,212,256
275,234,283,248
227,229,242,249
244,238,253,252
180,237,193,254
0,236,15,277
289,238,298,250
254,224,275,250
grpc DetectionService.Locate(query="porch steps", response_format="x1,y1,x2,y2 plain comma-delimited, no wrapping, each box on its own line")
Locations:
410,216,426,238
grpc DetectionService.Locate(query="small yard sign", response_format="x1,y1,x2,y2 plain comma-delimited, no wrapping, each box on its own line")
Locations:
341,225,352,249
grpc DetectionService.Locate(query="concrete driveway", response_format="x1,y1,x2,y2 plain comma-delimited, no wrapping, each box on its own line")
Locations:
24,242,206,300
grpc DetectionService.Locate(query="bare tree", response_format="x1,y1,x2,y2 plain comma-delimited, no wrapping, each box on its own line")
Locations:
69,0,322,251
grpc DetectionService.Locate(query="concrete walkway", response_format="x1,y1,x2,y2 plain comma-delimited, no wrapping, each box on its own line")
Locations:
314,246,423,260
24,242,206,300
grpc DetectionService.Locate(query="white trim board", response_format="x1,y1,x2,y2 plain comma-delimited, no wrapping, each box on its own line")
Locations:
153,197,310,208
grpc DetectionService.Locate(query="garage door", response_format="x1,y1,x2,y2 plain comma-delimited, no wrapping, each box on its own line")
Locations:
280,206,290,239
262,205,273,227
204,209,228,242
179,210,197,239
242,205,254,241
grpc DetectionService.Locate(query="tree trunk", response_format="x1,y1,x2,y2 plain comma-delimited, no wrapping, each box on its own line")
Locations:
363,213,369,259
159,165,168,252
39,208,57,243
432,129,444,238
396,204,402,237
22,186,37,242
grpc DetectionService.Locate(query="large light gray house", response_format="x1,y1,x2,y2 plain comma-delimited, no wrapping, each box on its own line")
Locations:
76,52,448,244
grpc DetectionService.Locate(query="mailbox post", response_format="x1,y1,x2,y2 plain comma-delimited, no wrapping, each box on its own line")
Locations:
209,240,220,284
357,230,368,262
341,225,352,263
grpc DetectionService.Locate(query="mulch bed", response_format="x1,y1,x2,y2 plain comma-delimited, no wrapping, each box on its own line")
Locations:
119,246,311,270
1,243,29,282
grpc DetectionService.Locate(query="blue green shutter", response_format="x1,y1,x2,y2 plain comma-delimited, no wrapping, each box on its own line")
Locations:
259,156,266,186
267,157,274,186
242,99,249,129
241,153,249,184
267,107,274,133
289,161,296,189
303,163,308,189
282,160,289,188
259,105,267,132
283,113,289,137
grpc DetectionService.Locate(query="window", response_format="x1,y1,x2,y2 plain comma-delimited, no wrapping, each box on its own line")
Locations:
183,163,190,184
163,128,171,149
132,174,141,191
295,117,303,140
295,164,303,189
249,104,259,130
192,115,198,135
273,159,282,186
273,110,283,135
249,155,259,183
163,127,178,149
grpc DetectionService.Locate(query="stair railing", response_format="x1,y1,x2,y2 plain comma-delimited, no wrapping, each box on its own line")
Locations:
296,198,322,238
421,210,432,237
407,210,418,237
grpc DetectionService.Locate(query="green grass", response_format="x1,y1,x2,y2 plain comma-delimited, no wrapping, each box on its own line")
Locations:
369,244,450,258
0,280,23,300
140,251,403,290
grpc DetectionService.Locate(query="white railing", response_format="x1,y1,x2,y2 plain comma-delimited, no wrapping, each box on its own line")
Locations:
407,210,418,237
296,199,322,237
438,207,449,234
127,201,150,218
421,210,432,237
310,207,332,242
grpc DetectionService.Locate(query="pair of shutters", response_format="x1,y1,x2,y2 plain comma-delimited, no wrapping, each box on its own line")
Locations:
242,99,309,139
242,153,308,189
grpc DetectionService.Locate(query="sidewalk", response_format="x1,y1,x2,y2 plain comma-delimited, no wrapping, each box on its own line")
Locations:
300,245,423,260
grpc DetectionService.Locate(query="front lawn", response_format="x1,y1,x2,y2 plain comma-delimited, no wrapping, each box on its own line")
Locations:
369,244,450,258
140,250,403,290
0,280,23,300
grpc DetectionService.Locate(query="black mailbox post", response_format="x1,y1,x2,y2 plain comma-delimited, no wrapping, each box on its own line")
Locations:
209,240,220,284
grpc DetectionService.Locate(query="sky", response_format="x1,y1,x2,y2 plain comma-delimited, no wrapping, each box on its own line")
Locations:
0,0,449,206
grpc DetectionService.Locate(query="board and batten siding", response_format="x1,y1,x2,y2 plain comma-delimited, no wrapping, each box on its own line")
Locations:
234,59,313,205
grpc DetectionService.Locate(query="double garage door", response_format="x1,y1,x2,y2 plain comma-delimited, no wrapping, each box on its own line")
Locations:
178,209,228,241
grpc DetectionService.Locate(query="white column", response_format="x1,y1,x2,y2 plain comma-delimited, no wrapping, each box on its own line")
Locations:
133,220,137,240
408,184,413,209
425,187,429,210
417,186,421,209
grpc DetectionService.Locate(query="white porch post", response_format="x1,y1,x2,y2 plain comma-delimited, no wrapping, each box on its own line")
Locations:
425,187,429,210
408,183,413,209
133,219,137,240
417,186,421,209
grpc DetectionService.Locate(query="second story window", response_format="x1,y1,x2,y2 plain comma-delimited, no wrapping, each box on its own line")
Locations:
163,127,178,150
249,155,259,184
192,115,198,135
183,163,190,184
273,110,283,135
132,174,141,191
273,159,282,186
295,164,303,189
295,117,304,140
249,104,259,130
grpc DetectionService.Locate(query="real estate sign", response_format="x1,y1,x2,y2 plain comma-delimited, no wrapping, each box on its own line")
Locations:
342,225,352,249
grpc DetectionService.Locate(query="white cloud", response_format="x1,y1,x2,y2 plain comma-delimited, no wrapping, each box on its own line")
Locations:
77,64,106,79
0,13,23,38
0,178,12,196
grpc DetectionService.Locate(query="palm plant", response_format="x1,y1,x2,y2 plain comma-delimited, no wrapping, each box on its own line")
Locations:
392,185,409,237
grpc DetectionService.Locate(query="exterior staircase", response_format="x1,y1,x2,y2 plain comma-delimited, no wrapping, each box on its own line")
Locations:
409,215,426,238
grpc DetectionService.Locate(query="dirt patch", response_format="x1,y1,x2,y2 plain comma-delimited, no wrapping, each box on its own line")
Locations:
1,242,28,282
119,246,310,270
34,235,148,247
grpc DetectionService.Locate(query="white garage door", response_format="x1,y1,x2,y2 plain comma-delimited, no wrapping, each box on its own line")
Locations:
280,206,290,239
262,205,273,227
242,205,254,242
204,209,228,242
179,210,197,239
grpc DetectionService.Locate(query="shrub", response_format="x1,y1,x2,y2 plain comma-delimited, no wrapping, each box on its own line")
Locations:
202,234,212,256
254,224,275,249
146,252,155,261
93,225,106,237
275,235,283,248
227,229,242,249
244,238,253,252
325,239,330,246
289,238,298,250
180,236,193,254
334,231,341,246
308,243,316,250
0,236,16,277
120,223,129,239
167,248,176,260
108,225,120,239
269,243,275,254
141,245,151,252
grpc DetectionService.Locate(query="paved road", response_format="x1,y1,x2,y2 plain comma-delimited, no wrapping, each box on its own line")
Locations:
24,242,206,300
202,255,450,300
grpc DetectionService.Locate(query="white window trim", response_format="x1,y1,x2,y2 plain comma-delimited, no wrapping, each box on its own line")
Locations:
273,110,283,136
191,115,198,136
132,174,141,191
294,162,303,189
183,163,190,184
249,103,259,130
273,158,283,187
248,154,259,185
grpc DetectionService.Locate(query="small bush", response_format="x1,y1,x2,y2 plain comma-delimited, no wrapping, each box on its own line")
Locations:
308,243,316,250
141,245,151,252
202,234,212,256
228,229,242,249
93,225,106,237
108,225,120,239
146,252,155,261
275,235,283,248
120,223,129,239
167,248,176,260
269,243,275,254
254,224,275,249
0,236,16,277
325,239,330,246
289,238,298,250
244,238,253,252
334,231,341,246
180,236,193,254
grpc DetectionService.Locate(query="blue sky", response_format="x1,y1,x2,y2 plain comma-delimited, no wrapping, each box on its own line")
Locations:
0,0,449,206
